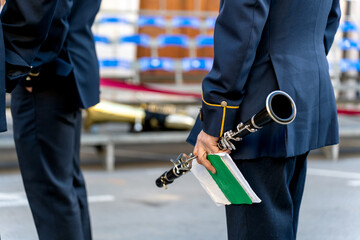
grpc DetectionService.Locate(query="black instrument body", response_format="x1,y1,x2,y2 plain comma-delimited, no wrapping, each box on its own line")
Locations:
155,153,194,188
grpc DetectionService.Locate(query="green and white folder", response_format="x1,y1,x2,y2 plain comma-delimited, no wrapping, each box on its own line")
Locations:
191,152,261,205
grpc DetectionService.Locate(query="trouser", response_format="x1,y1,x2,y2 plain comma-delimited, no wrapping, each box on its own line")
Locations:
11,73,92,240
226,152,308,240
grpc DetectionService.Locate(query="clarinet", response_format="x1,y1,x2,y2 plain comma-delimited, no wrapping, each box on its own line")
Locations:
155,90,296,189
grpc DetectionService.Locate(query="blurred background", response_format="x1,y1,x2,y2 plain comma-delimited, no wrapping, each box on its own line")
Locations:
1,0,360,239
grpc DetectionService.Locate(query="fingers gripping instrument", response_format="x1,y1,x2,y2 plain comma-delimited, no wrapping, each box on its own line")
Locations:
156,90,297,189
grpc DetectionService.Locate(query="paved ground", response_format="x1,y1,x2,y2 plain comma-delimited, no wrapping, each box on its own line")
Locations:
1,141,360,240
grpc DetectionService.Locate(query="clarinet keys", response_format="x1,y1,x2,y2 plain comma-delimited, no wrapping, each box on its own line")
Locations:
155,153,195,189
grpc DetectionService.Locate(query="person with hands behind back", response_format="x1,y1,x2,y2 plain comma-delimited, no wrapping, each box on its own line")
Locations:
0,0,58,133
2,0,101,239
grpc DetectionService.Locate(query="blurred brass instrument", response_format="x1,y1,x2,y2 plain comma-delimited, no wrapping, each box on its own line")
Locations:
84,100,195,131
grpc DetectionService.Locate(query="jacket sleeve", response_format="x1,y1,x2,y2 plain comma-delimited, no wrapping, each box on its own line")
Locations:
1,0,59,91
324,0,341,55
201,0,271,137
1,0,59,66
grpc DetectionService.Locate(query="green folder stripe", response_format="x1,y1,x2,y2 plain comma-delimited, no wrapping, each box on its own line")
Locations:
207,154,252,204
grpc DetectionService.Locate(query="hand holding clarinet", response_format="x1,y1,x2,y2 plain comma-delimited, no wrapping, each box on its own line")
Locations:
155,90,297,189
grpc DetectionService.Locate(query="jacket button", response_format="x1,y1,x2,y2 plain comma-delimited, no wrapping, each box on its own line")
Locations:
221,101,227,107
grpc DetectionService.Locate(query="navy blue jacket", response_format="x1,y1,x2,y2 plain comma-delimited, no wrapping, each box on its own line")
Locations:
187,0,341,159
32,0,101,108
0,0,59,132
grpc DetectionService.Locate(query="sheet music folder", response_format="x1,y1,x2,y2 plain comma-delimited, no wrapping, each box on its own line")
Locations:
191,152,261,206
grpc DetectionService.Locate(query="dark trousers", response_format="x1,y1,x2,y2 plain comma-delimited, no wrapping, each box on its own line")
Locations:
11,74,92,240
226,153,308,240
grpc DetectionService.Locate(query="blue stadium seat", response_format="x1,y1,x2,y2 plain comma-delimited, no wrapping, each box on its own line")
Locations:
195,35,214,48
338,38,358,50
99,59,132,69
138,16,166,28
171,16,201,29
182,58,213,72
340,21,358,32
157,34,189,48
118,34,151,47
99,16,129,24
339,59,359,72
205,17,216,29
139,57,175,72
94,35,111,44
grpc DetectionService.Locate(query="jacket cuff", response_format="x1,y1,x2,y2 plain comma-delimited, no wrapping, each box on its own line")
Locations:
5,63,31,93
5,49,31,68
201,97,239,138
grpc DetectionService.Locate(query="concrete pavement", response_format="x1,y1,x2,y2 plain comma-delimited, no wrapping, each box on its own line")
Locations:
1,148,360,240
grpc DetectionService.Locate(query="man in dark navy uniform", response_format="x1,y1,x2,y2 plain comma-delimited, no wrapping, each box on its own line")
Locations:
2,0,101,239
0,0,58,133
187,0,341,239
